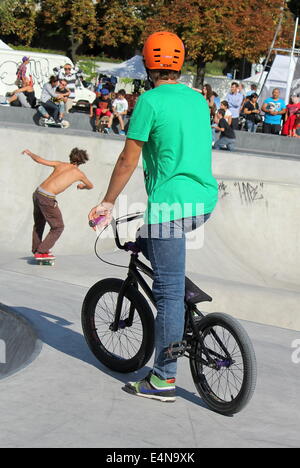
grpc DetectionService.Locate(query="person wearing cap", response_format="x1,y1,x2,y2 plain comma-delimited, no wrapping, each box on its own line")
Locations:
88,31,218,402
57,64,77,113
89,88,113,130
16,56,30,87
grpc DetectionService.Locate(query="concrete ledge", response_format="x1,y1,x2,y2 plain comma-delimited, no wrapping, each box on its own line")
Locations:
0,304,42,380
1,106,300,157
0,106,130,134
234,130,300,160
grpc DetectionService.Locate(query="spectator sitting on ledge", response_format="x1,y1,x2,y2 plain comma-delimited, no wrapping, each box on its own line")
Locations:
104,89,128,136
3,77,36,108
90,88,113,130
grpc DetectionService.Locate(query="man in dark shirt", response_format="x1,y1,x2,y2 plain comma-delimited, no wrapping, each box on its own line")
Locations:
213,108,236,151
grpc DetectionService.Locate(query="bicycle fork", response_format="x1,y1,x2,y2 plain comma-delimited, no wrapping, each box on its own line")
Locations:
109,276,136,332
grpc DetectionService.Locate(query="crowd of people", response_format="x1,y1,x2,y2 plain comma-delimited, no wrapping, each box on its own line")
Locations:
196,81,300,151
0,56,300,144
0,56,131,134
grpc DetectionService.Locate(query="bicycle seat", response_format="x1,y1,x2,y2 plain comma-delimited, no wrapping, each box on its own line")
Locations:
185,277,212,305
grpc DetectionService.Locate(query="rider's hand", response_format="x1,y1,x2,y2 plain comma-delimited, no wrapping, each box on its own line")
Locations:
88,201,114,230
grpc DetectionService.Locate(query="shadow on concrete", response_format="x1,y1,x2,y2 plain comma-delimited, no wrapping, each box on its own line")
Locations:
14,305,210,410
0,304,42,380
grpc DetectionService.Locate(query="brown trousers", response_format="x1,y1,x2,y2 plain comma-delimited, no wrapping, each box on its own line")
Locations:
32,190,64,254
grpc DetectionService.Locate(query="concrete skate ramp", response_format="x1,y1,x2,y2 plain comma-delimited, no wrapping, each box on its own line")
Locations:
0,125,299,330
0,304,42,379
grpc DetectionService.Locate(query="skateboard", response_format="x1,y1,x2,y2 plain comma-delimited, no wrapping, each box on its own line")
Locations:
35,257,56,266
39,117,70,129
96,115,110,133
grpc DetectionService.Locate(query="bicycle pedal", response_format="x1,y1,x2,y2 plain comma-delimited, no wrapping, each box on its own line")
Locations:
165,340,187,359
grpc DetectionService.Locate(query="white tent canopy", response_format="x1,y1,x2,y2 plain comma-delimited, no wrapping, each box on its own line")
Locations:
243,71,268,85
97,55,147,80
259,54,299,104
0,39,12,50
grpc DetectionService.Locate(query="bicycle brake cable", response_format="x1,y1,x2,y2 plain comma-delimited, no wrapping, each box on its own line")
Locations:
94,212,144,269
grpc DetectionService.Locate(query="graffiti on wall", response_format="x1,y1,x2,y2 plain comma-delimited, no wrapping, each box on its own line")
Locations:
0,58,53,95
218,180,265,205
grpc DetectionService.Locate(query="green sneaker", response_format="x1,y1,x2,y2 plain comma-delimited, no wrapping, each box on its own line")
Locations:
123,371,176,402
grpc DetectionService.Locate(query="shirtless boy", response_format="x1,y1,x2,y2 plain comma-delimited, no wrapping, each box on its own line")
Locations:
22,148,94,260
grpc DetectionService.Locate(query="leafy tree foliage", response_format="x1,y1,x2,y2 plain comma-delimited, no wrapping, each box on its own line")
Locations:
95,0,144,56
39,0,98,61
135,0,295,86
0,0,37,45
0,0,297,82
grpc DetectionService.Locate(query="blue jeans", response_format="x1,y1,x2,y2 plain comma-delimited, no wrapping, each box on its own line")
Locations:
136,214,210,379
246,120,257,133
41,100,60,121
214,136,236,151
39,102,64,119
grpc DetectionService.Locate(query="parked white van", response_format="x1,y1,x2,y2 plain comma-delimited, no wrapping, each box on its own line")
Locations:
0,49,95,106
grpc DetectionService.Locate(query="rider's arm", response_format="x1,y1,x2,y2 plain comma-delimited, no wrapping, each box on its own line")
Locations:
22,149,60,167
102,138,143,204
88,138,143,226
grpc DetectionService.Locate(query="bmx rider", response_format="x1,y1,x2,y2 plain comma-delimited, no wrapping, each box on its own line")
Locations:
88,31,218,402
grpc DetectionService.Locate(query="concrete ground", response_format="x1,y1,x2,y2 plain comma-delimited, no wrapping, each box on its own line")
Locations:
0,251,299,448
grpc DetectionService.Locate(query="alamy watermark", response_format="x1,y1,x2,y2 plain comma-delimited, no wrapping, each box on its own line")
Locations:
291,339,300,364
0,339,6,364
96,195,207,250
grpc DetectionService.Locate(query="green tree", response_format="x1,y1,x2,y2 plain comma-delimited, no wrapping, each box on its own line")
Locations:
40,0,98,61
0,0,38,45
95,0,144,57
138,0,295,86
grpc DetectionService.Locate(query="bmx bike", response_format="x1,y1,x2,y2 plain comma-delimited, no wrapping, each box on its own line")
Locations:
82,213,257,415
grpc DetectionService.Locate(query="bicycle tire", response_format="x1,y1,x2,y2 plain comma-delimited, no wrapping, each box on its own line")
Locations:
189,313,257,415
82,278,155,373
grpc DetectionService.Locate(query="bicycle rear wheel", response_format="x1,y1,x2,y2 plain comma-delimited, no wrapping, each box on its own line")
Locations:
190,313,257,415
82,278,155,373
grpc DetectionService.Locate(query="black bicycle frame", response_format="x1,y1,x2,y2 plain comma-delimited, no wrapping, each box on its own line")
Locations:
111,254,155,332
110,216,232,366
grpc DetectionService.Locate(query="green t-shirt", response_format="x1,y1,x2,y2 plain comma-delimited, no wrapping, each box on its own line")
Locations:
127,83,218,224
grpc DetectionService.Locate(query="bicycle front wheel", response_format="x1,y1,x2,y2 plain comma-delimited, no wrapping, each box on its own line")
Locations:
82,278,155,373
190,313,257,415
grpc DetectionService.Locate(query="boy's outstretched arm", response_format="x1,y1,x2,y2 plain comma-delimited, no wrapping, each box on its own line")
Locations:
22,149,60,167
77,171,94,190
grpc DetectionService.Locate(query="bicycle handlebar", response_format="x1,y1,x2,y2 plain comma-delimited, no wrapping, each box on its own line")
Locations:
92,212,144,252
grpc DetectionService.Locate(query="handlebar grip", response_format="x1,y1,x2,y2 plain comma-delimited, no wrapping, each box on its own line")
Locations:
89,215,106,228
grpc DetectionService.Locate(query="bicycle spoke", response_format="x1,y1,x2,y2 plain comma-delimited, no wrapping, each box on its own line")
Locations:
92,291,144,361
195,323,245,403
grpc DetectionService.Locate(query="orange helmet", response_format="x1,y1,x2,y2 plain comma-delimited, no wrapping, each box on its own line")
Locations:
143,31,185,72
